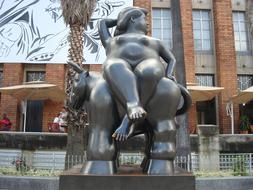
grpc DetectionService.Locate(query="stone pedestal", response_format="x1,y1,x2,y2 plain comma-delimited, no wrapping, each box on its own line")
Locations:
197,125,219,171
59,165,195,190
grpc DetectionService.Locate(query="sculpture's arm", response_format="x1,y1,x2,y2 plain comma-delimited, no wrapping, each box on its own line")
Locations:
158,42,176,79
98,19,117,48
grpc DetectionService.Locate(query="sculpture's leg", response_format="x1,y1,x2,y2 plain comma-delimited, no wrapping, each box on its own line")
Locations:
134,58,165,107
81,80,119,175
103,59,146,121
145,78,181,175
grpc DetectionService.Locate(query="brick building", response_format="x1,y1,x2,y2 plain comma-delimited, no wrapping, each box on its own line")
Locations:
0,0,252,134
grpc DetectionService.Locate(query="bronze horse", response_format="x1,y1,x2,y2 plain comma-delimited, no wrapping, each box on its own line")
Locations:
68,6,191,175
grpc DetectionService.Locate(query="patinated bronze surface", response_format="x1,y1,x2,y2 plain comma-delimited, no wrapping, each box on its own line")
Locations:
68,6,192,175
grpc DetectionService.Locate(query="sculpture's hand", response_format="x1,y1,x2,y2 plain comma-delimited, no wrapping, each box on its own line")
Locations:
167,75,177,82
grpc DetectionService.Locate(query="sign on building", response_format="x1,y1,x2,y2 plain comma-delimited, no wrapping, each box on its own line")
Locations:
0,0,133,64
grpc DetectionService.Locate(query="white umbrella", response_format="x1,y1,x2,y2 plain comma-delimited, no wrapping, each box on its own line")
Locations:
0,82,66,102
231,86,253,104
187,85,224,102
228,86,253,134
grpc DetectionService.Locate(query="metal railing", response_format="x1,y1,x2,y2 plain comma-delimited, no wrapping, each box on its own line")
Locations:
220,153,253,174
0,150,252,175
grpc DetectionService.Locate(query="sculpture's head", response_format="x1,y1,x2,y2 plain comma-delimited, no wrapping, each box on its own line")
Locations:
67,61,89,110
114,6,148,36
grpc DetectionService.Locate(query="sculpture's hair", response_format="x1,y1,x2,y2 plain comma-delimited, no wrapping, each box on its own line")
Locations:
114,7,148,36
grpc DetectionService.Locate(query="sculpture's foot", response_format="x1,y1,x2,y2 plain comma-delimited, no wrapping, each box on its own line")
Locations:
112,125,129,141
147,159,174,175
81,161,117,175
127,102,146,122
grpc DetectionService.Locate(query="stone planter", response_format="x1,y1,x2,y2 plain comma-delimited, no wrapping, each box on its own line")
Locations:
197,125,219,171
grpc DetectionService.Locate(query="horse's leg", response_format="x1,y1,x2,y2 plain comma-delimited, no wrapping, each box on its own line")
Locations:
81,80,119,175
145,78,181,175
140,127,153,173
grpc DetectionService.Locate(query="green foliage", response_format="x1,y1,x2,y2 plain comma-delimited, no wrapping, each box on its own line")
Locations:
232,156,248,176
239,115,250,131
194,170,234,177
0,167,60,177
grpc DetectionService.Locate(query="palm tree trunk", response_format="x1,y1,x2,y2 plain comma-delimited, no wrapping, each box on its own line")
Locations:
64,24,87,169
247,0,253,39
60,0,96,170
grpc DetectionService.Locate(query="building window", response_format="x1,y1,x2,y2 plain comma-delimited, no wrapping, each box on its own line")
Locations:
152,8,172,49
26,71,45,82
195,74,217,125
233,12,251,53
237,75,253,90
196,74,214,86
193,10,213,52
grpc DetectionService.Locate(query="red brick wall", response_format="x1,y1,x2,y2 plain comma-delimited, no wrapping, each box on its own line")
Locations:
0,64,24,131
213,0,238,133
90,64,102,72
178,0,197,130
43,64,66,132
134,0,152,35
188,104,197,133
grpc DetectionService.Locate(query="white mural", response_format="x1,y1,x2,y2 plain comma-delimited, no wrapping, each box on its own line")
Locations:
0,0,133,64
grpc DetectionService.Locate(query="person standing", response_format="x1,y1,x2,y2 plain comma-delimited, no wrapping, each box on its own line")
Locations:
59,107,67,132
0,113,12,131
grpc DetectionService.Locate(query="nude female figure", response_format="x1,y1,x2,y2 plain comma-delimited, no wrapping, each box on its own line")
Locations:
99,7,177,140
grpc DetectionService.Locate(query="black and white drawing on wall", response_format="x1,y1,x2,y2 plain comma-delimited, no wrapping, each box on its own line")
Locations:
0,0,133,64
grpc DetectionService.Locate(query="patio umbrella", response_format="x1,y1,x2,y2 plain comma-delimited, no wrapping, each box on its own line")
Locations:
0,82,66,102
231,86,253,104
227,86,253,134
187,85,224,102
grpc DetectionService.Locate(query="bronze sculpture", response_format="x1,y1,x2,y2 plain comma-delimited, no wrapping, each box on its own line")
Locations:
68,6,192,175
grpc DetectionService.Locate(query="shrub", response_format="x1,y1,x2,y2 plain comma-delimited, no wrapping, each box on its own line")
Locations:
239,115,250,131
11,157,30,173
232,156,248,176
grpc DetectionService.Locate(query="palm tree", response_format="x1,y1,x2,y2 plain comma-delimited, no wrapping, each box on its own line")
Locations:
60,0,96,169
247,0,253,38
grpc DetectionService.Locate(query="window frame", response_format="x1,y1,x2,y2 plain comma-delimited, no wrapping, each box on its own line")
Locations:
232,11,252,55
192,9,214,54
237,74,253,91
195,73,215,87
152,8,172,50
26,71,46,82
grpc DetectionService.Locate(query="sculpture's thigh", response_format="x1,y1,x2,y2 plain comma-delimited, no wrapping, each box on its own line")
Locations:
145,78,181,175
134,59,165,106
82,80,119,175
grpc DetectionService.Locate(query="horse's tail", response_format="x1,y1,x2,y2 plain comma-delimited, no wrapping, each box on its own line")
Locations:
176,84,192,116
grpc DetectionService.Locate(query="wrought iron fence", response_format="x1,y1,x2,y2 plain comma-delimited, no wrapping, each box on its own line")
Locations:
0,150,252,175
220,153,253,175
